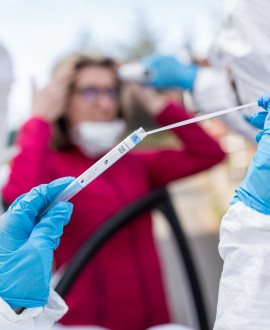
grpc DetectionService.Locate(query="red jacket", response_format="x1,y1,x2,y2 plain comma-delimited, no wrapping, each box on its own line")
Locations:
2,102,225,330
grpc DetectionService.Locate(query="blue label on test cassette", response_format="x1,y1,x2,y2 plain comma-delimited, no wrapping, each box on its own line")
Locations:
130,133,141,145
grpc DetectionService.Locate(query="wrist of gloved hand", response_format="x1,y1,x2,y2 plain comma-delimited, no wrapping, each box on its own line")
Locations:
233,96,270,214
177,63,198,90
0,177,74,308
257,93,270,110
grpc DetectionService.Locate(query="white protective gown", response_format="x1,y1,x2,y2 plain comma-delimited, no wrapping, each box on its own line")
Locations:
214,202,270,329
209,0,270,105
0,289,68,330
193,0,270,144
192,66,258,143
208,1,270,325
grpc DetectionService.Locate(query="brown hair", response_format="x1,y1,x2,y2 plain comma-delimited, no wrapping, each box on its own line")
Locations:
51,52,123,150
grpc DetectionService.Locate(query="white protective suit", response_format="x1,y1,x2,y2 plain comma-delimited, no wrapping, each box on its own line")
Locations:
192,66,258,143
214,202,270,329
210,0,270,105
193,0,270,144
0,289,68,330
211,0,270,328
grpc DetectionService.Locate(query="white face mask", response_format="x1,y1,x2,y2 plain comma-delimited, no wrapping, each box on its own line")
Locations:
70,119,127,158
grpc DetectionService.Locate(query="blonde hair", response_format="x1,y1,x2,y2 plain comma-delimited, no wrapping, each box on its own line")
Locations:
53,52,116,75
51,52,123,150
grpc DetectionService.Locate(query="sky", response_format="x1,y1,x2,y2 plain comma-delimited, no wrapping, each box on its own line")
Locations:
0,0,222,128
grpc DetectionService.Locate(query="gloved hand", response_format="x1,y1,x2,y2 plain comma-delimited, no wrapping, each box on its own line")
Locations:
0,177,74,309
233,94,270,214
140,54,198,90
257,93,270,110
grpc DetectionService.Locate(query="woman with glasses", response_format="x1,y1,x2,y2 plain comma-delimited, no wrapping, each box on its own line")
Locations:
2,53,225,330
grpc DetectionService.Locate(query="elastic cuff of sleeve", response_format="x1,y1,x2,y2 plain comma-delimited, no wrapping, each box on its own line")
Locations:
0,296,43,323
42,288,68,322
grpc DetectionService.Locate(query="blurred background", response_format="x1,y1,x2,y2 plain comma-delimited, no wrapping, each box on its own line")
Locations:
0,0,222,128
0,0,257,329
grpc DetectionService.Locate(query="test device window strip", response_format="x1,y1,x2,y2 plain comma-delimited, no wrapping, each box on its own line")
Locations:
76,130,143,189
130,132,142,145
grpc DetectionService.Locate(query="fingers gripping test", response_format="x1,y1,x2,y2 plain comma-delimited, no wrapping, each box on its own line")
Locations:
40,101,257,217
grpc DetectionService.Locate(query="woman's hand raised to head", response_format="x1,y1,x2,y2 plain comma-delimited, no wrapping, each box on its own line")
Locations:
32,66,75,123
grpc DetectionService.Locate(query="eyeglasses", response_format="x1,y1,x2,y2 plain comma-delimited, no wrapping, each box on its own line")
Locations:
73,86,119,100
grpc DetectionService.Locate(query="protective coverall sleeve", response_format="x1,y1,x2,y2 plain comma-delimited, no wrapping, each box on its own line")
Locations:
138,102,225,188
209,0,270,112
214,202,270,330
0,289,68,330
192,66,258,144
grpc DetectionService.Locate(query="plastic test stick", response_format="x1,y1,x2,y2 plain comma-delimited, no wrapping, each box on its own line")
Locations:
39,101,257,217
141,101,257,137
39,127,146,218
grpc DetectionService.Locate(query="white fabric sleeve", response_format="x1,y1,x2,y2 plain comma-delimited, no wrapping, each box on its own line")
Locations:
0,288,68,329
214,202,270,330
192,66,257,143
192,67,239,113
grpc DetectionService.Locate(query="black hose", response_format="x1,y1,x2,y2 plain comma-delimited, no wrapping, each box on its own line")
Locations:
55,187,209,330
158,190,209,330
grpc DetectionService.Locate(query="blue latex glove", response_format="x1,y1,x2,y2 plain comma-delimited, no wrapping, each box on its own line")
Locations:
0,177,74,309
257,93,270,110
233,95,270,214
140,54,198,90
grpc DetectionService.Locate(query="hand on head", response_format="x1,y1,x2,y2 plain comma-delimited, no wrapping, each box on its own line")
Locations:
122,54,195,116
32,66,75,123
139,54,198,90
